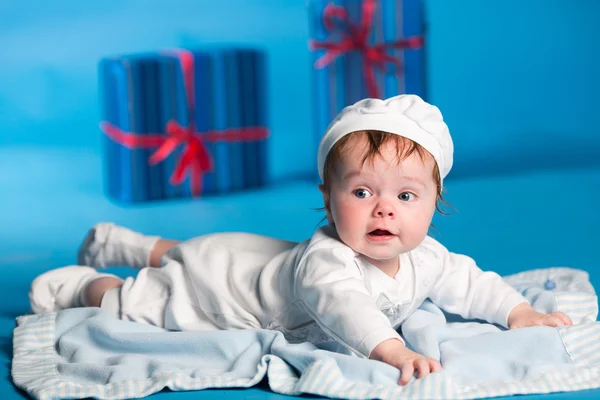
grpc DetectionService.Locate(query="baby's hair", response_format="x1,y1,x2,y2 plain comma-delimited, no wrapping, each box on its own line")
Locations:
320,130,452,217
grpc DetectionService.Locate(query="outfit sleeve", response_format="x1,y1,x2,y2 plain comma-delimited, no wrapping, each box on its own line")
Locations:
295,246,403,358
427,242,528,328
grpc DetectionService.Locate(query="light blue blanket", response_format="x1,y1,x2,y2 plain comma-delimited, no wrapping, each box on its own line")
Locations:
12,267,600,400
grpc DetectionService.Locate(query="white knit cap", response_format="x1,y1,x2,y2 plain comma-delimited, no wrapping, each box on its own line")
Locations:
317,94,454,185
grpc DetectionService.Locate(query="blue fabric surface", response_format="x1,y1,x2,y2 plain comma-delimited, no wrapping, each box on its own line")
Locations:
10,267,600,400
2,148,600,399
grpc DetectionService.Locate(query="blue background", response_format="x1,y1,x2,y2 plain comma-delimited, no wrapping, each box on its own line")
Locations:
1,0,599,182
1,1,600,399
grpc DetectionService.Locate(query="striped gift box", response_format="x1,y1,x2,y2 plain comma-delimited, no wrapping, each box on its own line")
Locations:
308,0,426,175
99,48,269,203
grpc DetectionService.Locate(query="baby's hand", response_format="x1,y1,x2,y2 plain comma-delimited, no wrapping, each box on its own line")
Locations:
369,339,442,385
508,302,573,329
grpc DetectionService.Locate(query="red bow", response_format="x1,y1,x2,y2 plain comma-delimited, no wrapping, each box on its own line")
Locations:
101,121,269,196
309,0,423,98
101,50,269,196
148,120,212,194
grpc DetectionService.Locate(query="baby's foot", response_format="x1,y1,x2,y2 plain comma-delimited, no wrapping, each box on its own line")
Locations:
29,266,117,313
77,223,160,269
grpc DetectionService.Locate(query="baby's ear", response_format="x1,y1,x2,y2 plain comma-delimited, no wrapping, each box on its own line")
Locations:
318,184,334,223
318,184,328,208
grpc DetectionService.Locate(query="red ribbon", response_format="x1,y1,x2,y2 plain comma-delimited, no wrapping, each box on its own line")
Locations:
101,50,269,196
309,0,424,98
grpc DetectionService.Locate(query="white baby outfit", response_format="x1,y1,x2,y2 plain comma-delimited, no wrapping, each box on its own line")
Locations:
99,224,527,358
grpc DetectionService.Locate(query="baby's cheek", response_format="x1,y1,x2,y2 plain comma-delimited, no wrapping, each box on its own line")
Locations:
331,206,360,235
336,200,363,220
405,213,432,242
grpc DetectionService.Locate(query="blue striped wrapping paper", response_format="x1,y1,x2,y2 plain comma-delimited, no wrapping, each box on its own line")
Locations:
98,48,269,203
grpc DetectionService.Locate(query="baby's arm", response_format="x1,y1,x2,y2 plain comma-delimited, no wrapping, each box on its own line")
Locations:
428,242,572,328
296,247,441,384
427,249,527,327
295,247,401,356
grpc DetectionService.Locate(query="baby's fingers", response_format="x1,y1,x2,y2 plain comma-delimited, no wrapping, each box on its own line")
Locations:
415,358,431,378
543,314,568,327
429,358,443,373
398,363,415,386
554,312,573,326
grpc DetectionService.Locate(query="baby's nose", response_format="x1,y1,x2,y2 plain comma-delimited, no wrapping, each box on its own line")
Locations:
377,209,394,217
374,203,395,218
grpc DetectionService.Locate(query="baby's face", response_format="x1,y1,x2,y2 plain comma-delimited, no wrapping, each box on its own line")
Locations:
326,136,438,272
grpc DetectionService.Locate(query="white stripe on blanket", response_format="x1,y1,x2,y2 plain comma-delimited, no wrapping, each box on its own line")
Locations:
12,267,600,400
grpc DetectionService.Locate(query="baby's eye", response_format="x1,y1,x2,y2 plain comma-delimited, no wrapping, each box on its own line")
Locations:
353,189,372,199
398,192,416,201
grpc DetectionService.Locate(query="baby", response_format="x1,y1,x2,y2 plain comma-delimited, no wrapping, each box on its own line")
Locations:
29,95,573,385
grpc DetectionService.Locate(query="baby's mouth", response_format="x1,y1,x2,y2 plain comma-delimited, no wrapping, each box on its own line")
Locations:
369,229,393,237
